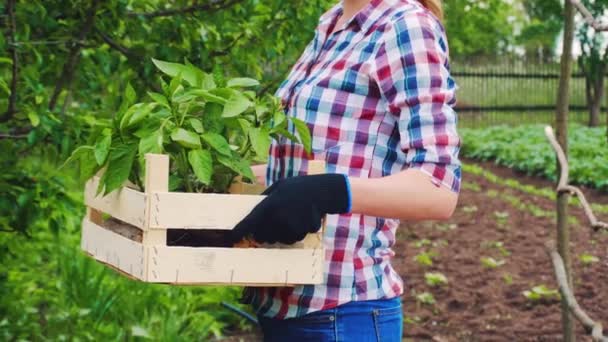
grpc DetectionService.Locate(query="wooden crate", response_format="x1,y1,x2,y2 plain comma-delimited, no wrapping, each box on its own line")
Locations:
81,153,325,286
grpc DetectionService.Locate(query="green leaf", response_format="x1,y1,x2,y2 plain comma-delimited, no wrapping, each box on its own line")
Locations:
222,91,252,118
94,134,112,165
202,102,224,133
147,92,170,109
60,145,94,170
189,118,204,133
119,103,156,130
170,128,201,149
99,142,138,195
187,89,227,104
27,112,40,127
249,127,271,158
129,103,157,127
168,73,183,98
151,58,207,87
200,73,217,90
0,57,13,65
188,149,213,185
139,129,163,156
291,117,312,154
217,154,254,181
272,127,299,143
227,77,260,88
201,132,231,156
125,83,136,105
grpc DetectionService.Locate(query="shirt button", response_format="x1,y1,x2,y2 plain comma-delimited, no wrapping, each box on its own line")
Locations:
329,315,335,321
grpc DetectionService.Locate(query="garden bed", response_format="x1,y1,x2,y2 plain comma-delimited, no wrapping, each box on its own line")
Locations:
396,161,608,341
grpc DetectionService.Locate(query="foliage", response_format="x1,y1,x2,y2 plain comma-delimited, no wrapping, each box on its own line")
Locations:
517,0,562,59
65,59,310,194
424,272,448,287
415,292,436,306
461,124,608,190
0,226,248,340
480,257,506,269
523,285,560,302
444,0,518,56
414,250,437,267
579,253,600,265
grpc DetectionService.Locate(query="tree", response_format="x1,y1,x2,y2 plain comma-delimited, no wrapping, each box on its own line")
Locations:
0,0,334,234
518,0,563,61
444,0,516,57
576,0,608,127
555,0,576,340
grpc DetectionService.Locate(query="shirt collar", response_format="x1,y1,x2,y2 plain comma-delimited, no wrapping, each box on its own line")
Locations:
319,0,403,34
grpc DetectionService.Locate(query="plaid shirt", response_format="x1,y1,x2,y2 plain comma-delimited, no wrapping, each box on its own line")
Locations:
245,0,461,319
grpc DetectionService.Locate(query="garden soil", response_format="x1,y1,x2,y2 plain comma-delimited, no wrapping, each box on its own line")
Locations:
397,160,608,341
218,160,608,341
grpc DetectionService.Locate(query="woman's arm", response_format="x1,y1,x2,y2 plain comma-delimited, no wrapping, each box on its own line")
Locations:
349,169,458,221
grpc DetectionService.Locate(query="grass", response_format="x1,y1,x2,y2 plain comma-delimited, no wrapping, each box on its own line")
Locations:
458,110,607,129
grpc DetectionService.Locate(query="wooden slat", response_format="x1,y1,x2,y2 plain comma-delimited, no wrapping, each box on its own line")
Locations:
84,177,146,229
147,246,324,285
149,192,264,230
143,154,169,245
81,218,145,280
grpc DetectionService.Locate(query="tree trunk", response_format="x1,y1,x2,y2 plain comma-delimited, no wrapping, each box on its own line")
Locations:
555,1,575,341
48,0,100,111
588,65,604,127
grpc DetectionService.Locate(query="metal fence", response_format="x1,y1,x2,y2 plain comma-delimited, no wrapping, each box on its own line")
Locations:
451,57,607,128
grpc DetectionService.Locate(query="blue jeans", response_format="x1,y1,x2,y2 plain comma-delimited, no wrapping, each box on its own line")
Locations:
257,297,403,342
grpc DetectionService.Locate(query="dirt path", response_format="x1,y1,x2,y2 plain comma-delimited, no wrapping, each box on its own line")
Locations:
396,161,608,341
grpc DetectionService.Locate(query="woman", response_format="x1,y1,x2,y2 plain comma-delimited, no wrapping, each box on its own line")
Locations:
231,0,460,340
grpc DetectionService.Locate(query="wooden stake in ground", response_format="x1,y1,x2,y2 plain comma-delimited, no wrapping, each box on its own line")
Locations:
555,0,576,340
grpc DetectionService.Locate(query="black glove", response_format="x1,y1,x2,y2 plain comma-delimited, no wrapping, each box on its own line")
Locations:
231,174,351,245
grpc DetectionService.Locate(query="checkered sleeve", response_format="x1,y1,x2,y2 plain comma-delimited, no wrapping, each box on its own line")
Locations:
374,11,461,192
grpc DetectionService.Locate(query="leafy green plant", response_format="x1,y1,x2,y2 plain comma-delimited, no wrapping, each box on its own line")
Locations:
481,240,510,257
461,124,608,190
414,251,437,267
579,253,600,265
480,257,506,269
502,273,513,285
462,205,478,213
66,59,310,195
424,272,448,287
415,292,436,306
522,285,560,302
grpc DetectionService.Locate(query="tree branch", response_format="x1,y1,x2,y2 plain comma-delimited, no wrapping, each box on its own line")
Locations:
1,0,19,123
545,241,608,342
569,0,608,31
0,133,28,139
93,27,160,92
48,0,100,112
126,0,243,19
544,126,608,231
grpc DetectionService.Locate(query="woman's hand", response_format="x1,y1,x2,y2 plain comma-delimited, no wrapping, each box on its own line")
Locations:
231,174,351,244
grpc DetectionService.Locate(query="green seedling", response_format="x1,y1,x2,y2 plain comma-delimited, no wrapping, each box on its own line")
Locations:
414,239,432,248
502,273,513,285
481,240,510,256
462,182,482,192
462,205,478,213
425,272,448,287
480,257,506,269
416,292,436,306
414,251,437,267
579,253,599,265
523,285,560,302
